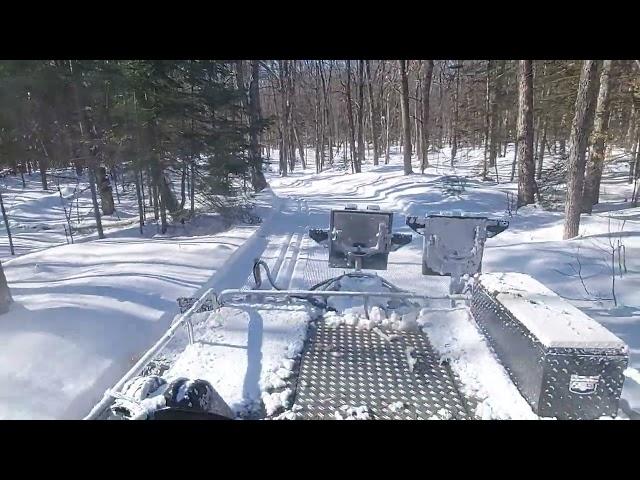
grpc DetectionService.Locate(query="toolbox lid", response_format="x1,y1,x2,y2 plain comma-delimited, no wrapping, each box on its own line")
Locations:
479,272,627,351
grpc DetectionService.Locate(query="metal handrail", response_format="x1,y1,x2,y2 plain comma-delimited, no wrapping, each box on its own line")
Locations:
84,286,468,420
218,288,470,305
83,288,216,420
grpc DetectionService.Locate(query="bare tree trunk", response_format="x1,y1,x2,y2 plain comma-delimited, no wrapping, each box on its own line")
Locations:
489,61,505,170
158,185,167,234
316,62,326,170
189,162,195,215
139,170,146,217
69,67,105,240
626,98,637,152
97,166,115,216
502,111,510,157
88,166,105,239
313,62,322,173
583,60,613,212
421,60,434,173
152,179,159,221
559,113,567,156
414,76,421,163
319,61,333,165
278,60,289,177
634,138,640,185
39,158,49,190
399,60,413,175
134,166,144,234
287,63,297,173
536,118,547,180
483,60,492,178
563,60,600,240
356,60,365,170
111,167,121,204
384,89,392,164
345,60,358,173
631,138,640,183
0,261,12,315
366,61,380,166
293,124,306,169
516,60,537,207
148,169,157,220
451,65,460,165
0,191,15,256
249,60,268,191
510,141,518,182
534,62,550,181
234,60,247,127
180,162,187,209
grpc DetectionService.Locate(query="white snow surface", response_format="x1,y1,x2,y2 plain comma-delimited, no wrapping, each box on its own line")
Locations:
0,187,278,419
161,303,309,417
479,272,627,349
418,307,539,419
1,145,639,419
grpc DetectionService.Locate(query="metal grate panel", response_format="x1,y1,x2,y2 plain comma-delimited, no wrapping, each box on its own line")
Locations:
289,320,471,420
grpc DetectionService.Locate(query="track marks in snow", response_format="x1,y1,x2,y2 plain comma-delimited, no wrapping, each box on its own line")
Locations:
275,232,303,290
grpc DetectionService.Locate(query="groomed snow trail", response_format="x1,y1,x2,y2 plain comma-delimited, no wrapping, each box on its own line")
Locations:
0,189,283,419
2,145,638,419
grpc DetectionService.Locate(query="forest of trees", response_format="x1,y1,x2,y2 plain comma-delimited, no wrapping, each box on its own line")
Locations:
0,60,268,238
1,60,639,242
257,60,640,239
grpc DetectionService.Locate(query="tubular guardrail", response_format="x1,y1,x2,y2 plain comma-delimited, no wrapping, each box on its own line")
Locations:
84,287,469,419
83,288,217,420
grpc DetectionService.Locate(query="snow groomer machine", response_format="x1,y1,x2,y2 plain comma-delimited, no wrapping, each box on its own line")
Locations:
88,205,629,420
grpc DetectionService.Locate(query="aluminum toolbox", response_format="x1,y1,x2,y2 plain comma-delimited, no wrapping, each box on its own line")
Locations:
471,272,628,419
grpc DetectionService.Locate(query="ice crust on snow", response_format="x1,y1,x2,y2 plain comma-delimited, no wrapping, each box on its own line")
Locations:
479,272,627,350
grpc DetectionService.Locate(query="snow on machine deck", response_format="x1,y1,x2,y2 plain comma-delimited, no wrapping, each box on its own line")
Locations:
85,205,630,421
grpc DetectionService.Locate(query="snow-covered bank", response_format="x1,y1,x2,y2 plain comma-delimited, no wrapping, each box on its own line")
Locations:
0,189,278,419
0,169,141,261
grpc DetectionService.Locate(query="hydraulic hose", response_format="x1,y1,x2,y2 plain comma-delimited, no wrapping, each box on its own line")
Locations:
252,259,336,312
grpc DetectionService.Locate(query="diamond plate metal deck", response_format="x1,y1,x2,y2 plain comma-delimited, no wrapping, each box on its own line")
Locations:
299,233,451,297
289,320,471,420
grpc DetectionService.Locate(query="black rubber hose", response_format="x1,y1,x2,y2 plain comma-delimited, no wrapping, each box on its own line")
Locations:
253,259,281,290
252,259,336,312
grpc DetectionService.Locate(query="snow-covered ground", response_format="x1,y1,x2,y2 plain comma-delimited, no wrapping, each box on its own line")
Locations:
0,183,278,419
1,144,639,419
0,169,141,260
